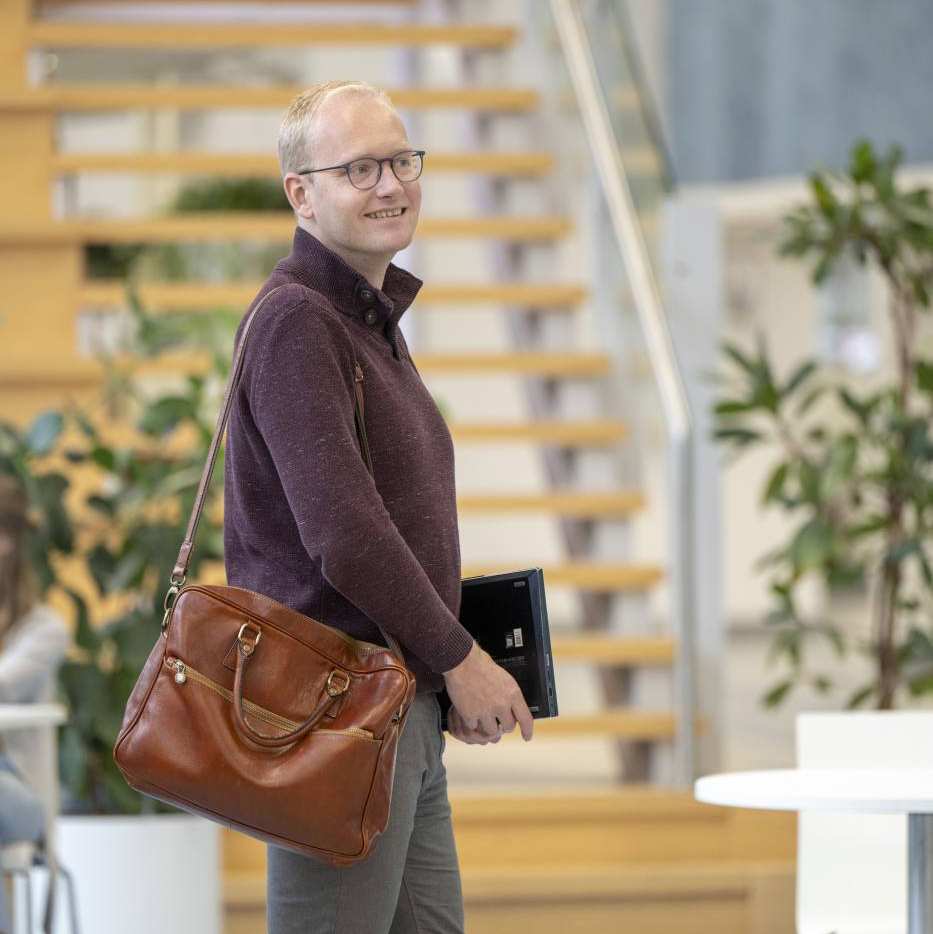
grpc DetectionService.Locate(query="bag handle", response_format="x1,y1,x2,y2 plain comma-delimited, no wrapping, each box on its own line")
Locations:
230,627,348,748
165,284,404,661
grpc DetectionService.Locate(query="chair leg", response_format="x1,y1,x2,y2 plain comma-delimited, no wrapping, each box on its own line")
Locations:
31,843,81,934
57,864,79,934
22,868,33,934
5,866,33,934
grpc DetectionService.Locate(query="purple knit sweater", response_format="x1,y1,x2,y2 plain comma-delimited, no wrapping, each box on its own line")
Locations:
223,226,475,693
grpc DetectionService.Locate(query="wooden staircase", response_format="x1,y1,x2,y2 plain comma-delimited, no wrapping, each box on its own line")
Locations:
0,0,741,929
223,788,796,934
0,0,680,775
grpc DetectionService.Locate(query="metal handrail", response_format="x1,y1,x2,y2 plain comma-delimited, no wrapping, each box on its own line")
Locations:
610,0,677,192
549,0,698,786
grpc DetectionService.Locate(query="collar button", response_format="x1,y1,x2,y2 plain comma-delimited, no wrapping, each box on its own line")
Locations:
359,287,374,304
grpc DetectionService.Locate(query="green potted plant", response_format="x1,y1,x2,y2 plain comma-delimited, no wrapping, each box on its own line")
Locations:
38,288,236,934
711,138,933,713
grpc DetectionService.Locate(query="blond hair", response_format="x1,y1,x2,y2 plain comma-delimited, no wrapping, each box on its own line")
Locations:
277,80,396,181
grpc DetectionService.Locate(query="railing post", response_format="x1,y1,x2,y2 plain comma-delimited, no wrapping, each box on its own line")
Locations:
549,0,700,786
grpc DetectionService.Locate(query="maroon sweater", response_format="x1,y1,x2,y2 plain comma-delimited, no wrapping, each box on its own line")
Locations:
223,226,475,693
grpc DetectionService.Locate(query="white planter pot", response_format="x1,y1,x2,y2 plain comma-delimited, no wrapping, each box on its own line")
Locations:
28,813,221,934
796,710,933,934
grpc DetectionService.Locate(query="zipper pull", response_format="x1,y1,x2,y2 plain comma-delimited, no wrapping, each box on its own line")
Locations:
354,363,364,383
173,660,187,684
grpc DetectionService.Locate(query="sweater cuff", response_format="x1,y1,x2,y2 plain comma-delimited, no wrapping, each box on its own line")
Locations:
428,621,475,675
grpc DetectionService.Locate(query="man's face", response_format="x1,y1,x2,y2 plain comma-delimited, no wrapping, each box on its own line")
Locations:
297,94,421,269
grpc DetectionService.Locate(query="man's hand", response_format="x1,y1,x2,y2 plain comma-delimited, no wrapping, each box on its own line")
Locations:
448,704,502,745
442,641,534,742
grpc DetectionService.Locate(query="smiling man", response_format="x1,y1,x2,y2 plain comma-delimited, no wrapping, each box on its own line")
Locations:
222,80,533,934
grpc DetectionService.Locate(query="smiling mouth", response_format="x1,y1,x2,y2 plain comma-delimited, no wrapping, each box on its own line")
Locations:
365,207,407,219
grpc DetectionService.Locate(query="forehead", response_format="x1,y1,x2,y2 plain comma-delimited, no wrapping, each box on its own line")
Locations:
311,93,410,164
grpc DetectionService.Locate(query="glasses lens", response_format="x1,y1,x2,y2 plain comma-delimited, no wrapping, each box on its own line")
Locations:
392,151,423,182
347,158,380,189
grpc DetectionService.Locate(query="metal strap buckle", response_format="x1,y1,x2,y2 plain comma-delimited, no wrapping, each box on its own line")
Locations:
325,669,350,697
160,584,182,636
237,622,262,655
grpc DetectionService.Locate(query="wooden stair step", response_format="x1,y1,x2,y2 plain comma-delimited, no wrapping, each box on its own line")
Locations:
451,420,627,444
415,351,606,375
190,561,661,594
0,86,539,113
460,561,663,590
457,490,644,517
223,787,795,875
224,860,794,903
0,214,570,245
223,862,794,934
77,280,586,309
550,634,674,665
29,22,518,49
0,351,611,387
43,0,418,5
53,151,555,177
492,709,683,740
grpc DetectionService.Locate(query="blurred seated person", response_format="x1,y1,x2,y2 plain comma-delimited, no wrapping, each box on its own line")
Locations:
0,474,70,933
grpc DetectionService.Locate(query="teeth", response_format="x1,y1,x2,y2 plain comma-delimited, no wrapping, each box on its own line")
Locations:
366,208,404,219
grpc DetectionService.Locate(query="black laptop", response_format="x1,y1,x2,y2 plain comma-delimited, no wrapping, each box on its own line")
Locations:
437,567,558,732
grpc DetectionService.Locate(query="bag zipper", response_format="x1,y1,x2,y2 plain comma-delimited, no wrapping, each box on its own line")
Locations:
164,656,375,740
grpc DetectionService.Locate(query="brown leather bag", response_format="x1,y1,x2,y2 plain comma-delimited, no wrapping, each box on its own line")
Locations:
113,284,417,867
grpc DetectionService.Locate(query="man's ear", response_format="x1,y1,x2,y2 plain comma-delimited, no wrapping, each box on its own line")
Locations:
283,174,314,220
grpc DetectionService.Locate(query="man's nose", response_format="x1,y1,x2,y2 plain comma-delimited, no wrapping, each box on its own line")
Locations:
375,161,404,195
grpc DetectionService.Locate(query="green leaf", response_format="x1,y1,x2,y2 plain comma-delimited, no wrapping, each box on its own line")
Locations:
849,139,877,184
58,723,88,797
795,385,826,417
137,396,195,437
33,472,73,552
848,514,890,538
87,545,118,596
790,518,834,573
762,462,790,506
908,674,933,697
722,342,760,379
713,427,763,445
782,360,818,397
761,680,794,708
25,411,64,456
821,435,857,497
820,627,846,658
91,445,116,472
62,586,101,653
811,173,840,219
916,361,933,395
845,684,875,709
714,400,759,416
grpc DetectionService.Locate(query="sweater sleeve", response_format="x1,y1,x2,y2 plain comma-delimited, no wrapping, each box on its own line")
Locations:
0,608,70,704
248,300,474,674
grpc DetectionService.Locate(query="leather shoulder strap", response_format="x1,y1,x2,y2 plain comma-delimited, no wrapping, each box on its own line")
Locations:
168,284,403,660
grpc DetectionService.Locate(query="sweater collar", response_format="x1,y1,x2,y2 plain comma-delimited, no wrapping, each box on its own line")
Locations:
278,226,422,340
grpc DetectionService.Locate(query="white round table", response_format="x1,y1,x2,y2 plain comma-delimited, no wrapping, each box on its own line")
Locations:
696,768,933,934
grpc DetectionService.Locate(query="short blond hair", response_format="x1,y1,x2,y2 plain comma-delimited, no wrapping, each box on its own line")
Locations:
277,80,395,180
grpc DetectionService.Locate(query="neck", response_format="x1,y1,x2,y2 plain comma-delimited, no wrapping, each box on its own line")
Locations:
300,222,390,291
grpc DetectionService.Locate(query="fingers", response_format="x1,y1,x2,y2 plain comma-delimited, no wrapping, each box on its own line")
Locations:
449,707,501,745
515,699,534,741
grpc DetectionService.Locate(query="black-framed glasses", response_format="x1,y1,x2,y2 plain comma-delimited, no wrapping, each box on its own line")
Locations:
297,149,426,190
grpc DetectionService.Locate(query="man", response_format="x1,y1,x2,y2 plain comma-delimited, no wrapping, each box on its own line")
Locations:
222,79,534,934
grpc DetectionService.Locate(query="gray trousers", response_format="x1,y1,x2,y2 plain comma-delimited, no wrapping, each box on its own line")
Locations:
267,690,466,934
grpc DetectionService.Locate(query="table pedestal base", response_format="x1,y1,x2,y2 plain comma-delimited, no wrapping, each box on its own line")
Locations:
909,814,933,934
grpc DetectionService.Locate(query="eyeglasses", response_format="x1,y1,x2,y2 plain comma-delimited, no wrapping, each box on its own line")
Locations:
297,149,426,190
